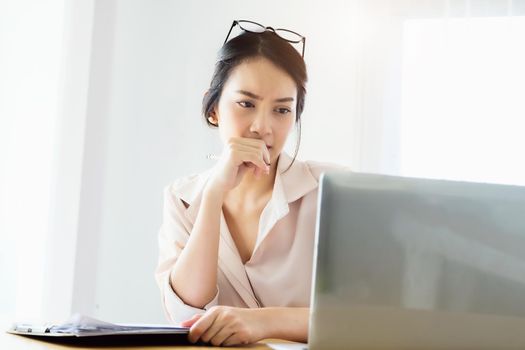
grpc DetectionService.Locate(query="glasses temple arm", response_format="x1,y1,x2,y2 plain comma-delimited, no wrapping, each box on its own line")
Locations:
224,21,237,44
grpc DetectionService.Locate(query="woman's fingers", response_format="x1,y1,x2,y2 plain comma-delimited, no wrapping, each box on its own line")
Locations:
183,307,261,346
243,140,271,165
199,318,228,344
236,150,269,174
222,332,249,347
229,137,271,166
180,313,202,328
240,142,271,166
187,310,220,343
209,324,236,346
190,308,247,346
206,137,272,194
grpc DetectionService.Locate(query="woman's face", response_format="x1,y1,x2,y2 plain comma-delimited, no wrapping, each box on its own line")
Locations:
210,56,297,164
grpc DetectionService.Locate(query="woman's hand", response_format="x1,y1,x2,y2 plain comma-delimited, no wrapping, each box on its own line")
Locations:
181,306,269,346
205,137,271,196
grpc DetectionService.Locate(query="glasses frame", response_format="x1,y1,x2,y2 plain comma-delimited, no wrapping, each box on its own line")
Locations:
223,19,306,58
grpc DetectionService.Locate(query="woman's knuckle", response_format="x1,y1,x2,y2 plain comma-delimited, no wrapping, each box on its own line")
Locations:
207,306,217,313
225,313,237,323
211,337,224,346
238,331,249,343
192,325,203,335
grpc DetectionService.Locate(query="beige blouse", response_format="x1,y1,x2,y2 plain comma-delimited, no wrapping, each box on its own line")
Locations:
155,152,347,324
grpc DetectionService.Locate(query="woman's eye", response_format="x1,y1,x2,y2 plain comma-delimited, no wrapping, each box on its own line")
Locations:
237,101,254,108
275,107,291,115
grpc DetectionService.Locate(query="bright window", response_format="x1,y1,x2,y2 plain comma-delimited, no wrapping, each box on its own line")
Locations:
400,16,525,186
0,0,65,320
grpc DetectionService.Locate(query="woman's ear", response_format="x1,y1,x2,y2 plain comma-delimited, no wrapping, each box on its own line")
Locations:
208,112,219,126
208,110,219,126
207,116,217,126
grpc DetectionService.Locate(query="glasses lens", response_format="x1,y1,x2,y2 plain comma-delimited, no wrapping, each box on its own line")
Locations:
238,21,265,33
275,29,303,43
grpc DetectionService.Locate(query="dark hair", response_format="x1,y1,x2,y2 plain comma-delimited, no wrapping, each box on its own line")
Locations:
202,31,308,171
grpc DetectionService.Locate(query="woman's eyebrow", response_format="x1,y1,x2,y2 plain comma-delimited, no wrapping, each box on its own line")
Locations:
235,89,294,103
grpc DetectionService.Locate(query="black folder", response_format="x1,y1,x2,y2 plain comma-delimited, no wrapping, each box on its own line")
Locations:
7,314,192,346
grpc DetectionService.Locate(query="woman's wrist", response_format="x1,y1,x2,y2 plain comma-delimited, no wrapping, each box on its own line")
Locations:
203,183,225,204
254,307,309,343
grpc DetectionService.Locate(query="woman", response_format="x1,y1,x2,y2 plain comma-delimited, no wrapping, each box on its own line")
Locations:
155,20,347,346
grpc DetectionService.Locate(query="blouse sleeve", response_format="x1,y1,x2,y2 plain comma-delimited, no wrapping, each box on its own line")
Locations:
154,185,219,325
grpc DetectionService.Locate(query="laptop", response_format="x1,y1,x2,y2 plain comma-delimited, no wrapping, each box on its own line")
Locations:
308,172,525,350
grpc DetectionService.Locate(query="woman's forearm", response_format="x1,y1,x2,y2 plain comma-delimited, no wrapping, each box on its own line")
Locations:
170,187,224,308
257,307,309,343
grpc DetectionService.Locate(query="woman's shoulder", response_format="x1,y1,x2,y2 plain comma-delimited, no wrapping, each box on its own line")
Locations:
302,159,352,181
165,168,212,204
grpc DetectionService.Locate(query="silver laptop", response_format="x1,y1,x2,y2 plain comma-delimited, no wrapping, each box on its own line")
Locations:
309,172,525,350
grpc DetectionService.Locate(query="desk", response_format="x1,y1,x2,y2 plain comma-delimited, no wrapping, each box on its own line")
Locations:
1,331,297,349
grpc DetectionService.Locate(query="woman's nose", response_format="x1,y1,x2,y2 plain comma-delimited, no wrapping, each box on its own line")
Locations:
250,112,272,135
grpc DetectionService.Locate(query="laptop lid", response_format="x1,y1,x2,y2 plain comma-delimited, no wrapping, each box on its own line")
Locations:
309,172,525,350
